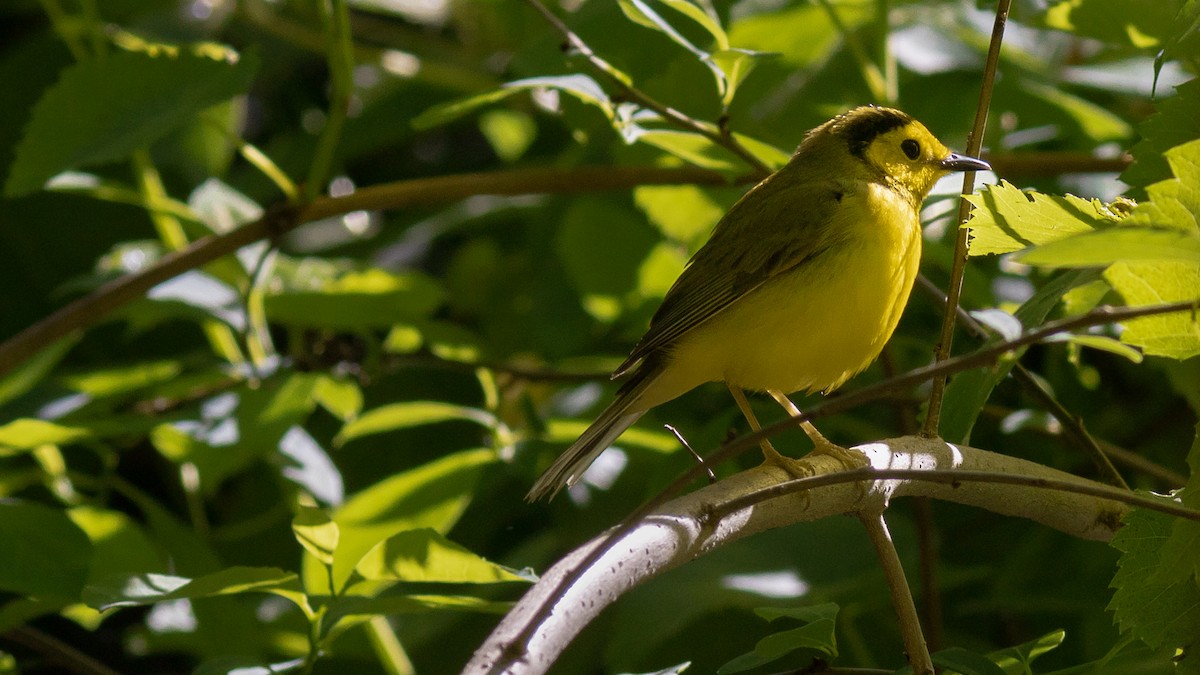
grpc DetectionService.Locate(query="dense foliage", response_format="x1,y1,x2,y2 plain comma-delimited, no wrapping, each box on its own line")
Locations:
0,0,1197,674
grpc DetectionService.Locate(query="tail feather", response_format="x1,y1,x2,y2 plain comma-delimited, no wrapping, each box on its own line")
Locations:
526,369,656,501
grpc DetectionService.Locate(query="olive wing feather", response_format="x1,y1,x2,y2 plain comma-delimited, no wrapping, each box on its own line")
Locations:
613,179,849,377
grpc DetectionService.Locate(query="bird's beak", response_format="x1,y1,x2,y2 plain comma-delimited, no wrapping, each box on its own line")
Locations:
939,153,991,172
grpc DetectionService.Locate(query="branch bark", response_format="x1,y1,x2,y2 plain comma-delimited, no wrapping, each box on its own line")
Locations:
464,436,1126,675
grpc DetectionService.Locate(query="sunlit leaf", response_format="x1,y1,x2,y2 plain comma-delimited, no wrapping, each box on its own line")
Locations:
305,448,496,594
335,401,497,446
83,567,302,611
1017,227,1200,267
0,419,90,454
987,630,1065,675
355,528,531,583
963,182,1117,256
292,506,339,566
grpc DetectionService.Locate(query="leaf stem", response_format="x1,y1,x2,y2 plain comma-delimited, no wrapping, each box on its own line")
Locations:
923,0,1012,437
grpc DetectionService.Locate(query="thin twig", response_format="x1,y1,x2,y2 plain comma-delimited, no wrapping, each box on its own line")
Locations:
713,466,1198,522
924,0,1012,436
521,0,772,175
1,626,123,675
858,513,932,674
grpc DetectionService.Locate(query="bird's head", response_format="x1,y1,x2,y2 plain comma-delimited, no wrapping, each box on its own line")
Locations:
809,105,990,200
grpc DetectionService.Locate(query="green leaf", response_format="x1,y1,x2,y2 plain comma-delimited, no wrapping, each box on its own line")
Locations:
479,109,537,163
306,448,496,594
1044,0,1182,49
1108,498,1200,652
0,502,91,598
1123,79,1200,189
717,603,838,674
321,592,511,639
634,130,744,172
963,182,1117,256
1045,333,1145,362
83,567,302,611
988,630,1066,675
265,269,444,330
929,647,1007,675
556,196,661,321
0,419,91,454
1143,425,1200,590
60,359,183,398
312,375,363,422
355,528,532,583
292,506,339,566
411,88,517,131
634,184,726,248
728,2,872,68
545,419,679,453
717,622,837,674
506,74,614,116
66,506,163,585
709,49,769,107
1018,228,1200,267
5,47,259,196
660,0,730,49
1105,261,1200,359
1128,81,1200,187
335,401,497,446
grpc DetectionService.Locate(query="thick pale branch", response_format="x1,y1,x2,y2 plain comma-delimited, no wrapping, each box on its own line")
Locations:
464,436,1125,675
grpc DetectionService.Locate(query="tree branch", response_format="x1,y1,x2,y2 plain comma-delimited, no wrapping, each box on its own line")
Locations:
463,436,1132,675
0,165,730,379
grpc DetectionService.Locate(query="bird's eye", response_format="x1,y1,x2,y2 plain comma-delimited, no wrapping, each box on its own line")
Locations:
901,139,921,160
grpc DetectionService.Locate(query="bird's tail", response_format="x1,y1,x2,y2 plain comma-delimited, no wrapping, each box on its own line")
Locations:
525,367,657,501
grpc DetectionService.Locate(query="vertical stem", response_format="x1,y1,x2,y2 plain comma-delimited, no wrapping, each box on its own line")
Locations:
816,0,888,102
305,0,356,202
366,616,417,675
878,0,898,104
130,149,247,365
37,0,88,60
922,0,1011,437
913,498,942,651
859,512,933,674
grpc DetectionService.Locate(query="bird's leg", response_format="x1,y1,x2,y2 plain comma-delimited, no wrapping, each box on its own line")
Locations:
726,384,789,464
767,390,869,472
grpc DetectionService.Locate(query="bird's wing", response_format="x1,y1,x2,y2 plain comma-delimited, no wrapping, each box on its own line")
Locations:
613,178,851,377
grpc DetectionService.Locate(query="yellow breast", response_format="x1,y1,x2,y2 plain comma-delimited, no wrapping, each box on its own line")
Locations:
633,183,922,410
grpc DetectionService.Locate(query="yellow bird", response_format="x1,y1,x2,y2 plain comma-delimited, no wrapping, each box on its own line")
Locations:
528,106,989,501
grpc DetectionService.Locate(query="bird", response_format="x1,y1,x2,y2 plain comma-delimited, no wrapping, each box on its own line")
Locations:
527,105,990,501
